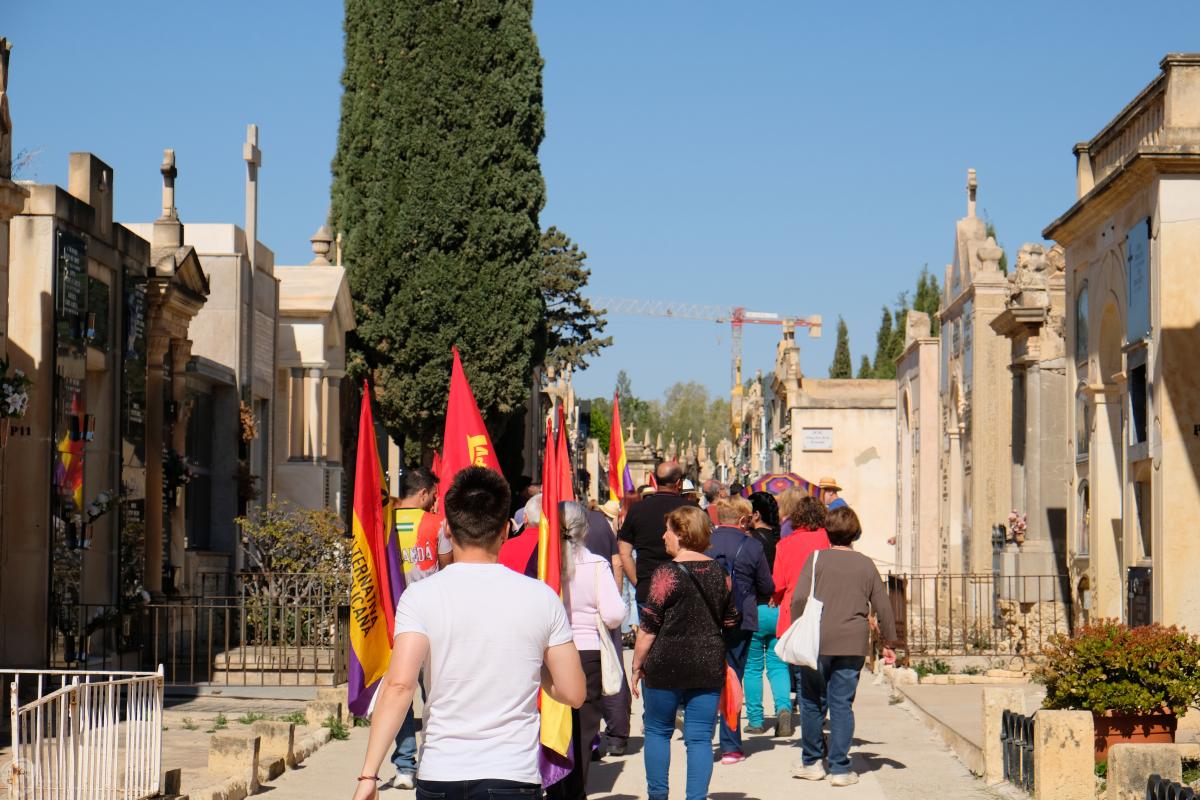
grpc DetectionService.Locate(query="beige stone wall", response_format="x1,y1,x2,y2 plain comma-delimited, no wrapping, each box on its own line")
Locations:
789,381,897,570
896,334,941,574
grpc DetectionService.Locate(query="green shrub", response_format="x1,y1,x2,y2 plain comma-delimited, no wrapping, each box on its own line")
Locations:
323,716,349,741
1035,620,1200,715
237,712,266,725
913,659,952,679
280,711,307,725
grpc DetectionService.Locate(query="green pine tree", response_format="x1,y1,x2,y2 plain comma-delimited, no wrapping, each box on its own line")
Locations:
913,265,941,335
540,226,610,372
331,0,547,459
870,306,896,379
857,355,873,379
829,317,853,378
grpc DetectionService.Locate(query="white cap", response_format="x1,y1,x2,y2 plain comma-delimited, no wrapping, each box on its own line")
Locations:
682,478,697,492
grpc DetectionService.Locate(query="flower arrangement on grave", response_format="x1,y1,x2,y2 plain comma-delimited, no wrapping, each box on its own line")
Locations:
84,489,117,523
771,438,787,455
1007,509,1028,544
0,356,31,420
239,401,258,443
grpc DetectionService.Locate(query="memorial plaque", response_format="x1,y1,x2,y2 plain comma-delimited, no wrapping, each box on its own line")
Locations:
1126,219,1151,342
87,279,110,352
801,427,833,452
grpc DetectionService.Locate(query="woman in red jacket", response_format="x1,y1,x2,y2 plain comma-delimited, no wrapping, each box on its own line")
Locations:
772,496,830,637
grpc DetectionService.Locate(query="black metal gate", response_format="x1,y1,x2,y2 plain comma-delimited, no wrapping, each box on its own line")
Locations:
1147,775,1197,800
1002,710,1035,793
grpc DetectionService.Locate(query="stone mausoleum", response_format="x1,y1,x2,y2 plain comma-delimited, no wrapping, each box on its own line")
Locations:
1046,53,1200,629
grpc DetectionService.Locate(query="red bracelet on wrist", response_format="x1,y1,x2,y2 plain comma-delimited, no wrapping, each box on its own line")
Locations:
357,775,380,782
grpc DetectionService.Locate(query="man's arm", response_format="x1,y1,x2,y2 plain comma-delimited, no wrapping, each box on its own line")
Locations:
618,540,637,585
542,642,586,709
353,632,427,797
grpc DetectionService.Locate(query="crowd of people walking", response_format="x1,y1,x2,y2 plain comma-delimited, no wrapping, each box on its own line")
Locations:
352,461,895,800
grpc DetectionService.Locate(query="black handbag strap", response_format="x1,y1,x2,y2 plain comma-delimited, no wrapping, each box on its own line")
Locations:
675,562,723,634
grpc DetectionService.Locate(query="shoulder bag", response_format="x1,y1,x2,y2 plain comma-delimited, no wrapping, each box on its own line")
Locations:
774,550,823,668
675,562,742,732
594,563,625,696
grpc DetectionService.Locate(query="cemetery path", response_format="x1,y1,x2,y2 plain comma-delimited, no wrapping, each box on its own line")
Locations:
266,672,1003,800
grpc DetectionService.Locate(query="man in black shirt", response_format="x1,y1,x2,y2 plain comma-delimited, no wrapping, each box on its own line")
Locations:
618,462,692,605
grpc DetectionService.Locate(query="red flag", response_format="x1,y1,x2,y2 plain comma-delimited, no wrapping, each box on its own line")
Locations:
440,347,501,484
554,405,574,502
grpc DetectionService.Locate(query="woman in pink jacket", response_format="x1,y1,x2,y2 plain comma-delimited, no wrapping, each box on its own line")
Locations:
550,501,626,800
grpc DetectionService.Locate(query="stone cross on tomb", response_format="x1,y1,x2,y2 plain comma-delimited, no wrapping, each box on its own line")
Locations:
627,422,635,442
966,168,978,218
243,123,262,270
159,149,178,221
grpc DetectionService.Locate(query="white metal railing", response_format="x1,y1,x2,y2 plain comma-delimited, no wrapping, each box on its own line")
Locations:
6,666,163,800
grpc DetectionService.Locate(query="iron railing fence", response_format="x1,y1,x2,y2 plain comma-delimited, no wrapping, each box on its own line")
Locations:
6,666,163,800
1147,774,1196,800
1001,709,1035,793
50,593,350,687
887,573,1071,657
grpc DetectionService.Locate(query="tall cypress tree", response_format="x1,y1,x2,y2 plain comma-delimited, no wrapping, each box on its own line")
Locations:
870,307,896,379
829,317,853,378
331,0,547,457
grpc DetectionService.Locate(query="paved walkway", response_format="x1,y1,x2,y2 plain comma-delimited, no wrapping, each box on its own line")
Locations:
266,673,1002,800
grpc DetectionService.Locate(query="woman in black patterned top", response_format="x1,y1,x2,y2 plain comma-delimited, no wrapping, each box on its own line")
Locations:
632,505,735,800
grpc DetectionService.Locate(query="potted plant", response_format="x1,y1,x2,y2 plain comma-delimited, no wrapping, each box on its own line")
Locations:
1034,620,1200,761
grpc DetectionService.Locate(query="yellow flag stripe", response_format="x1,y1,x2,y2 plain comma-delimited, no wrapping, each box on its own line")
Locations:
350,512,393,689
539,689,573,756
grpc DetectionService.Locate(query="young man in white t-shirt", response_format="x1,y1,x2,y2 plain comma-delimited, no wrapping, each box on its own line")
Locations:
353,466,586,800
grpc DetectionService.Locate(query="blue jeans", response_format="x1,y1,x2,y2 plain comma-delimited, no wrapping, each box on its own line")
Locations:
798,655,865,774
744,605,791,726
718,630,752,755
642,686,719,800
415,778,542,800
391,703,418,774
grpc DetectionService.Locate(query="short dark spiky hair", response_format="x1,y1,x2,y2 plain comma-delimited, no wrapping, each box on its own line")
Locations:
444,466,511,546
398,466,438,498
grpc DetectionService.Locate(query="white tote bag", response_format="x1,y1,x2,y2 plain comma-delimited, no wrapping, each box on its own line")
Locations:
775,550,823,669
594,564,625,696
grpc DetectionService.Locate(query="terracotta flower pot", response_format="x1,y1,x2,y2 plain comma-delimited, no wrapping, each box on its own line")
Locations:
1092,712,1176,762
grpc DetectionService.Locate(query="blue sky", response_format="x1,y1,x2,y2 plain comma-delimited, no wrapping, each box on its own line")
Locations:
9,1,1199,402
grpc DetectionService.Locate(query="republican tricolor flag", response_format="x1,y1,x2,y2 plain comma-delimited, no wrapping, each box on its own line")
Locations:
607,392,633,502
347,381,400,717
537,405,575,786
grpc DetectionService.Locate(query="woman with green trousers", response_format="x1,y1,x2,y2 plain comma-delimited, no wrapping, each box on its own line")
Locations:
743,491,792,736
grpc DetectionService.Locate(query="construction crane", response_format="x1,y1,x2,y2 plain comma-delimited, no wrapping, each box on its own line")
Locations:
593,297,822,390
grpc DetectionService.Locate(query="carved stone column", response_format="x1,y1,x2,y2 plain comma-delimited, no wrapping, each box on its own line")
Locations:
325,375,341,465
307,367,324,462
169,340,192,586
143,336,169,594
